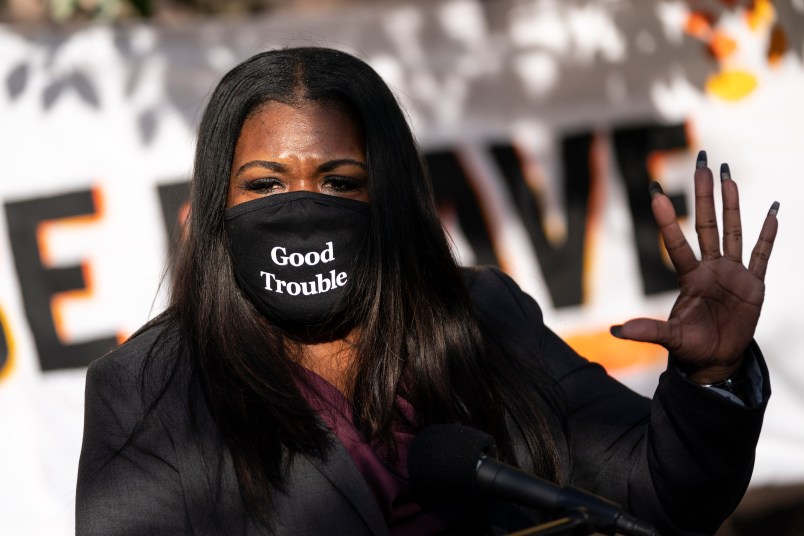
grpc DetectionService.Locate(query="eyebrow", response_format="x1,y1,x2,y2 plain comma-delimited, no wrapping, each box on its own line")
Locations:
234,159,366,177
318,159,367,173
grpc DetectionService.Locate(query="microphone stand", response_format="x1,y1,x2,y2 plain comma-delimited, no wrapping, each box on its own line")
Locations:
474,456,659,535
506,510,596,536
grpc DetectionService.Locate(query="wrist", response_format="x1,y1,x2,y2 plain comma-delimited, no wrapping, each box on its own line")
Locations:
687,359,751,404
687,360,744,385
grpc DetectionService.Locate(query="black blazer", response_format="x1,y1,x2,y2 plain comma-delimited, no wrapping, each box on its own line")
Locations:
76,267,770,535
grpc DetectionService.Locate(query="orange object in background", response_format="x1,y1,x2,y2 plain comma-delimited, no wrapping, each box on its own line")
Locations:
708,31,738,59
564,329,666,372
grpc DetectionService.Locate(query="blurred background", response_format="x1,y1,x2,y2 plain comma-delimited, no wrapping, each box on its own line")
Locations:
0,0,802,534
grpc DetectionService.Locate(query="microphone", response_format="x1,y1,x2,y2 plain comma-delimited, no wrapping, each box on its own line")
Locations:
408,424,659,536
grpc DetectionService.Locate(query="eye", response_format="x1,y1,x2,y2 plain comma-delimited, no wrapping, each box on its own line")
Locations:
323,175,364,193
243,177,284,194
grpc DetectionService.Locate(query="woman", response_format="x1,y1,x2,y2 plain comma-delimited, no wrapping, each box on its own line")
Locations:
76,47,778,535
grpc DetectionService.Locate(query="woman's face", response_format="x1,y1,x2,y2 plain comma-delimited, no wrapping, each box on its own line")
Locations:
227,100,369,207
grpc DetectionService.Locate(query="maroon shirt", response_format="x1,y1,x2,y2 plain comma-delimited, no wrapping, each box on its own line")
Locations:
295,367,477,535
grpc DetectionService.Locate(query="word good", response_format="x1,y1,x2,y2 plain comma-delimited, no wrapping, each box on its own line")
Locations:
271,242,334,266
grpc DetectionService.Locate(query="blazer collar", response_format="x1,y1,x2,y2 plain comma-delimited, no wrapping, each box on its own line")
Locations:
303,437,389,536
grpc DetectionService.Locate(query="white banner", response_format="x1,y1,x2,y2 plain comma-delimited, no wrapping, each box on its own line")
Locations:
1,1,803,534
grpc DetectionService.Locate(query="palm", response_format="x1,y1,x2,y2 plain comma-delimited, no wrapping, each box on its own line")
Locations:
617,154,778,382
667,258,763,365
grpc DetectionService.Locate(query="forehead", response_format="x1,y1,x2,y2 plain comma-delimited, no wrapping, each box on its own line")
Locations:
234,100,365,161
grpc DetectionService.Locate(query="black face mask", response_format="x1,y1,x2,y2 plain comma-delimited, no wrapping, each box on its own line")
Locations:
224,191,370,329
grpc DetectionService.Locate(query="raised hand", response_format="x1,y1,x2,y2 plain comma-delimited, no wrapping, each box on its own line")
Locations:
612,151,779,384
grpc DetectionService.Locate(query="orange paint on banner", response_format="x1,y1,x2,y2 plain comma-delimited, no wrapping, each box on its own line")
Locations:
0,308,16,382
51,261,96,343
685,12,713,39
116,331,130,346
564,329,666,371
706,70,758,101
708,32,738,59
178,201,190,244
37,186,105,343
581,134,606,304
37,187,105,267
684,120,698,155
646,152,665,181
745,0,775,32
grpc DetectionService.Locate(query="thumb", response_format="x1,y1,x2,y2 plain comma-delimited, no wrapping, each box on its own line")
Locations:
611,318,676,350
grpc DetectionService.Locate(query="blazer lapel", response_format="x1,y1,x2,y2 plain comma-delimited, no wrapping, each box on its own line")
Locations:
303,437,388,536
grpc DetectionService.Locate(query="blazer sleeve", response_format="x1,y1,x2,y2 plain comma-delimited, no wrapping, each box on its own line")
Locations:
76,348,192,535
467,267,770,536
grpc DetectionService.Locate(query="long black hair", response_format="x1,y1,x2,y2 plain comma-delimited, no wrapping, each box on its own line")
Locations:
139,47,565,524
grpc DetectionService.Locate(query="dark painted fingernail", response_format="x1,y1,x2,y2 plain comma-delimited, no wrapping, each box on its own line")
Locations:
696,150,707,168
649,181,664,198
769,201,780,216
720,163,731,181
610,325,624,339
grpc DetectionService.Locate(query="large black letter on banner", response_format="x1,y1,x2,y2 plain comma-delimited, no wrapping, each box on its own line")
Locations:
490,134,593,308
5,190,118,371
425,150,499,266
612,123,689,295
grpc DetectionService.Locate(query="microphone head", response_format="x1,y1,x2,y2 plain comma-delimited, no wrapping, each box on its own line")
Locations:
407,424,496,504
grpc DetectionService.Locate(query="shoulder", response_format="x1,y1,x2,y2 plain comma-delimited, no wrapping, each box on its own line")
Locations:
462,266,545,328
461,265,521,302
84,321,186,413
89,320,180,375
77,321,199,535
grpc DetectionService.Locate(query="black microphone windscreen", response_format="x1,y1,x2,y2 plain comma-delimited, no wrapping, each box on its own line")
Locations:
407,424,496,503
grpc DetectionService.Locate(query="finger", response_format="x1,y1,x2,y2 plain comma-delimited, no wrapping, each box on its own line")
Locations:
748,201,779,281
720,164,743,262
650,183,698,276
611,318,679,351
694,152,721,261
